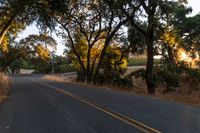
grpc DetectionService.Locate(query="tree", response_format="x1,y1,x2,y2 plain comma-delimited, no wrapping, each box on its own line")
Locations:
157,0,192,71
67,31,128,83
112,0,192,94
118,0,159,94
0,34,57,72
52,0,128,83
0,0,68,50
182,14,200,58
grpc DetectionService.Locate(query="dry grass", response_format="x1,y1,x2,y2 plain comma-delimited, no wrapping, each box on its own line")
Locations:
158,92,200,106
43,73,200,107
132,77,200,107
43,73,77,83
43,75,66,82
0,72,11,103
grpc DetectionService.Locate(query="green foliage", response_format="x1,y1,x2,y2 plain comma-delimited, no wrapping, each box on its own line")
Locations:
187,69,200,81
55,64,74,73
9,58,35,73
67,31,129,82
128,26,145,54
113,75,133,89
102,46,128,74
176,61,189,73
129,67,179,92
0,33,57,71
178,62,200,82
187,69,200,91
156,68,179,92
53,56,75,73
176,64,200,90
97,72,133,89
129,68,146,79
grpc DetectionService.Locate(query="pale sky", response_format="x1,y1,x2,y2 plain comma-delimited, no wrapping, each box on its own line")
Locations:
17,25,65,56
17,0,200,56
188,0,200,16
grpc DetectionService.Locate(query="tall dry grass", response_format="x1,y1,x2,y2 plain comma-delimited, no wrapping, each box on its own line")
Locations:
132,77,200,106
0,72,11,103
44,73,200,106
43,74,76,83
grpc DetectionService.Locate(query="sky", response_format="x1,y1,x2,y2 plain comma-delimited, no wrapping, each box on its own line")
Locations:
17,26,65,55
188,0,200,15
17,0,200,56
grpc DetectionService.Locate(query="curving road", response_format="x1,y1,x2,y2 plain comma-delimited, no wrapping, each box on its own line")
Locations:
0,75,200,133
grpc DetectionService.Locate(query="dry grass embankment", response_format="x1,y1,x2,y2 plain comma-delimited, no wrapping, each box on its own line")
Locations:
43,74,66,83
132,76,200,107
43,71,200,107
0,72,11,103
43,73,77,83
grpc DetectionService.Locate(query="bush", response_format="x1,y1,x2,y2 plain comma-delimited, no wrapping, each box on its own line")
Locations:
187,69,200,81
176,61,190,73
96,72,133,89
55,64,75,73
129,67,179,92
156,68,179,92
128,68,146,79
112,75,133,89
187,69,200,91
96,72,108,85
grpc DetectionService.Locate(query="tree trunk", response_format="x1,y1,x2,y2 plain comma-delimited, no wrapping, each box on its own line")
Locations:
145,30,155,94
167,46,176,71
0,17,13,45
92,43,108,84
90,56,98,82
86,46,91,83
92,20,128,84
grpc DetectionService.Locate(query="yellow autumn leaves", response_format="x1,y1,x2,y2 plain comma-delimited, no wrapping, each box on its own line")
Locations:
161,28,179,48
36,44,50,60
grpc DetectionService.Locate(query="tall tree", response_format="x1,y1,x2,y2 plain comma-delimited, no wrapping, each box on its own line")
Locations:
118,0,158,94
52,0,128,83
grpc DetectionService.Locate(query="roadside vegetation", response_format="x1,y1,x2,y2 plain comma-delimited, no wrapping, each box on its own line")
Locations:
0,72,11,103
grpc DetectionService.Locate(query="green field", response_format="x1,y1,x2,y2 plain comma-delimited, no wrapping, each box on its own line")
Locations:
128,57,160,66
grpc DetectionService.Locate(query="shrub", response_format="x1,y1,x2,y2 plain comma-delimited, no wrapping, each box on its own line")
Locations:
156,68,179,93
95,71,133,89
112,75,133,89
187,69,200,81
128,68,146,79
129,67,179,92
55,64,75,73
76,71,86,82
187,69,200,91
176,61,190,73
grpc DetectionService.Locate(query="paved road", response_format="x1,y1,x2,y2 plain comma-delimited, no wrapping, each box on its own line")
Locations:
0,76,200,133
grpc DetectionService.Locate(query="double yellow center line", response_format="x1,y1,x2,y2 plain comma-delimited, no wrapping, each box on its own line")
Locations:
28,78,162,133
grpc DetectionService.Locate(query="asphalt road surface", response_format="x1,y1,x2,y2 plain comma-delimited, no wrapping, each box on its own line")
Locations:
0,75,200,133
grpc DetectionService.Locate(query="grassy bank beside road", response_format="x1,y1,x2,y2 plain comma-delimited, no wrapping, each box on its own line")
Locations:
0,72,11,103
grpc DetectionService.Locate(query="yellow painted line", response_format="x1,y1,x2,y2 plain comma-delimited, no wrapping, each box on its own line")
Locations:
28,78,162,133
